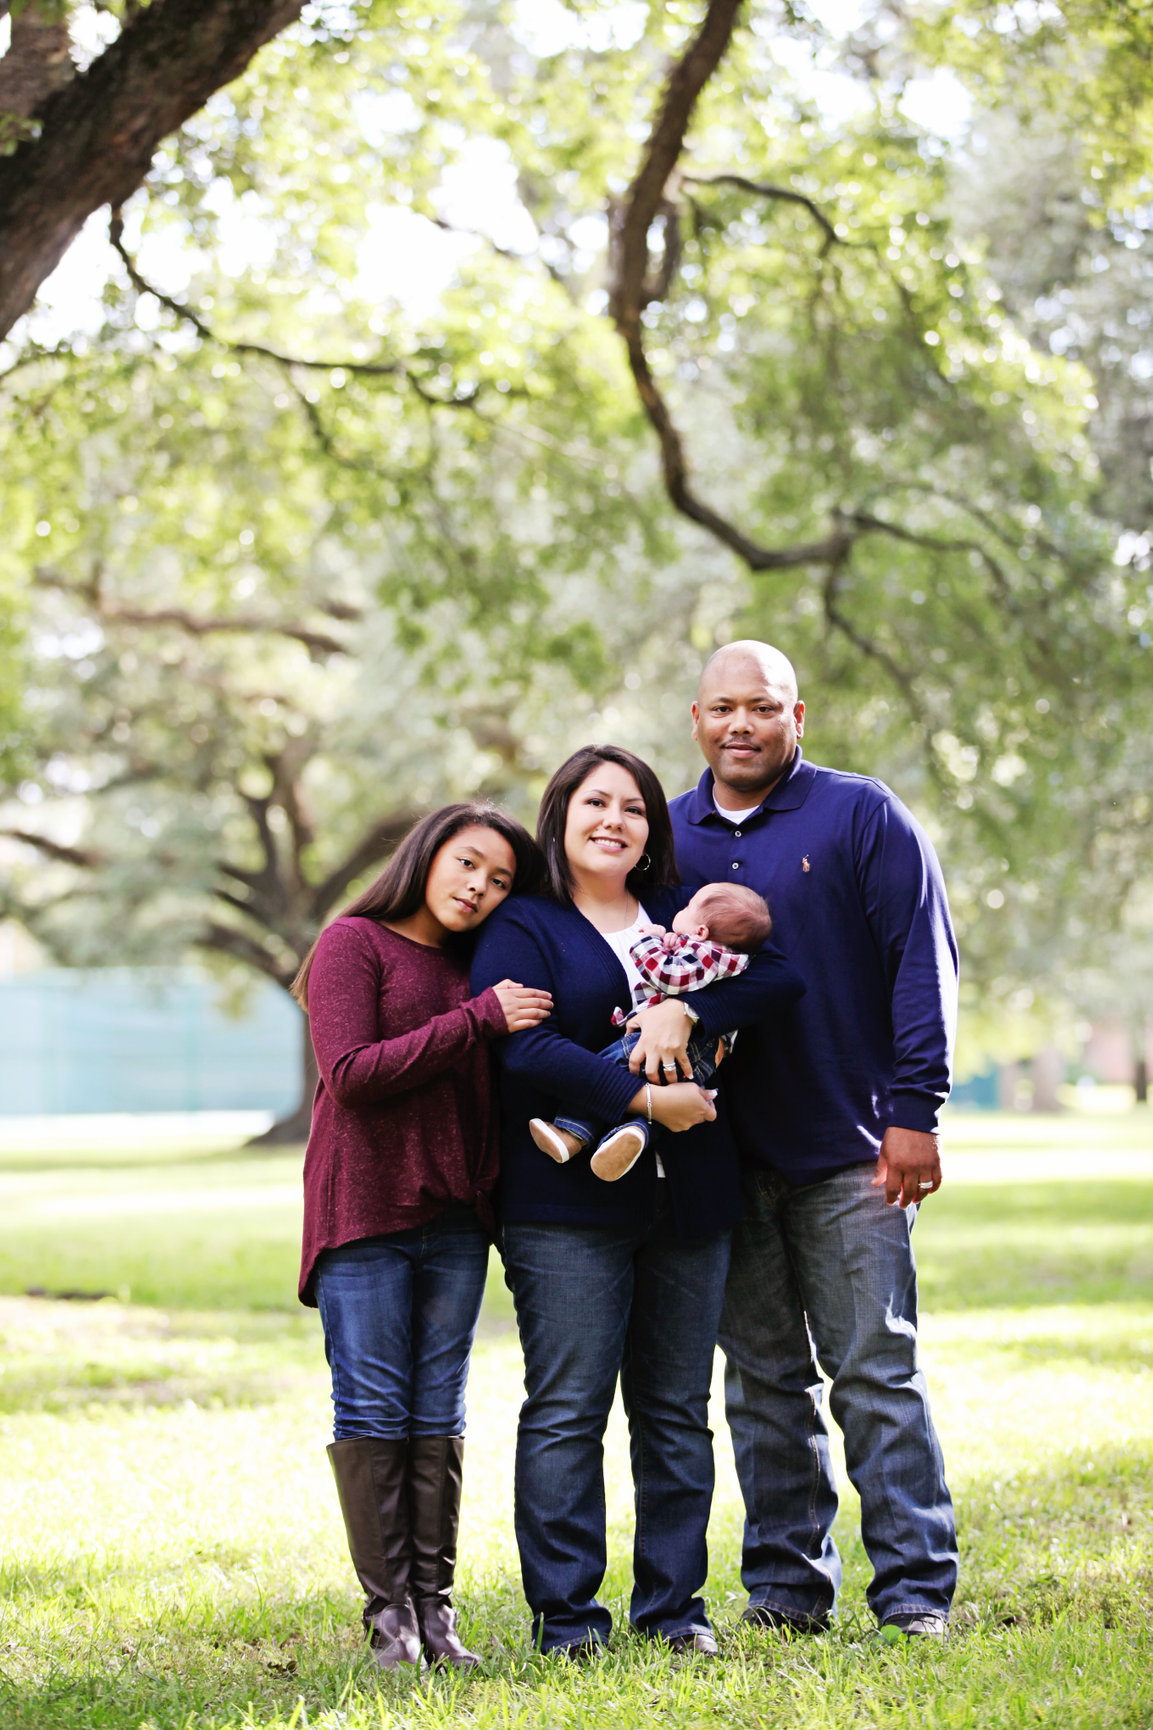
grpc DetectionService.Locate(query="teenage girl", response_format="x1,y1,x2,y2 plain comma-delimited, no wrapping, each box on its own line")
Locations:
291,804,551,1670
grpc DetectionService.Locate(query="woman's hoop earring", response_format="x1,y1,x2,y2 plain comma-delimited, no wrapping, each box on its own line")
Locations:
635,852,652,873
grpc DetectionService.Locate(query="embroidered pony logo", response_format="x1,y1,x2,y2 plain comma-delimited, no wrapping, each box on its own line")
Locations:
802,856,811,872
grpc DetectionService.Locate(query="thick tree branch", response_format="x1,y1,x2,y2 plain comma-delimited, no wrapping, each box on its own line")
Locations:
0,0,307,340
265,737,315,895
33,565,350,656
628,317,856,568
212,741,316,942
681,171,840,251
239,790,283,909
308,809,421,924
642,200,683,305
0,827,104,867
200,919,298,989
607,0,743,328
605,9,977,579
212,884,263,920
607,0,857,571
0,1,74,129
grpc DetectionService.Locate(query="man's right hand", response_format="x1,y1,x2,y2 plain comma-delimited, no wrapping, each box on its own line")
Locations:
871,1125,942,1208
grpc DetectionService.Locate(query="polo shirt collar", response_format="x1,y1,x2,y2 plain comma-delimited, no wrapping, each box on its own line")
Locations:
684,746,815,825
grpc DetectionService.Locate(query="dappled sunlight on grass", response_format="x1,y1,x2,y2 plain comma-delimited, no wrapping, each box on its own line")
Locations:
943,1107,1153,1150
0,1296,323,1414
915,1179,1153,1310
2,1289,1150,1725
1,1116,1151,1725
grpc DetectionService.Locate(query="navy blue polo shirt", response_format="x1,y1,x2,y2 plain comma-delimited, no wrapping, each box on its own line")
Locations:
669,749,958,1183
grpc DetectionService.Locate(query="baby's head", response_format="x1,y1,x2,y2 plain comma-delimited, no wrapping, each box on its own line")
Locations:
671,884,772,954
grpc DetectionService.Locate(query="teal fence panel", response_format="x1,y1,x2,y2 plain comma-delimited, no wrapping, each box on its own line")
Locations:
949,1069,999,1110
0,968,301,1115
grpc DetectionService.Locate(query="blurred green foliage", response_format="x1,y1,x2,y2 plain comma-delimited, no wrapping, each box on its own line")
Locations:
0,0,1149,1072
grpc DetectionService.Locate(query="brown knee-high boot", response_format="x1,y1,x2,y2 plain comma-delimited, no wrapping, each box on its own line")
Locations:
327,1438,423,1669
407,1435,480,1668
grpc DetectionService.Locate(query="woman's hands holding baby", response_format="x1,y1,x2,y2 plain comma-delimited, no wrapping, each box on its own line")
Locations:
644,1081,717,1132
625,998,715,1129
626,997,695,1080
492,980,554,1032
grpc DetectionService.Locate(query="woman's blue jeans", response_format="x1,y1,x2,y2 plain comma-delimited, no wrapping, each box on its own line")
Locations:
314,1204,490,1440
502,1196,731,1651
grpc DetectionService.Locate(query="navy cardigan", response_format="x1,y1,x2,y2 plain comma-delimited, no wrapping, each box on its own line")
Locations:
470,887,806,1239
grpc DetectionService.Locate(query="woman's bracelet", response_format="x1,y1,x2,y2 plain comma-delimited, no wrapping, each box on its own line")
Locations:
645,1083,652,1124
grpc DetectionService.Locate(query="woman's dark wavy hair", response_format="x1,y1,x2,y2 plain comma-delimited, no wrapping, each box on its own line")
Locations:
291,803,542,1011
536,744,679,906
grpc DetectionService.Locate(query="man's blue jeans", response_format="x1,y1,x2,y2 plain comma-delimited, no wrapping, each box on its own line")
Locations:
314,1204,490,1440
719,1162,957,1626
502,1197,730,1652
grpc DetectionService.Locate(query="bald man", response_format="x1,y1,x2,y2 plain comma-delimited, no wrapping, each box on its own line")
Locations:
668,641,958,1639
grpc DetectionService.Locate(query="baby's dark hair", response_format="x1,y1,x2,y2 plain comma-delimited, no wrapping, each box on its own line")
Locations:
691,883,772,954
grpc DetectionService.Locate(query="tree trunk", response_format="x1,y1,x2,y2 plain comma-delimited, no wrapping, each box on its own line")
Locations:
247,1006,317,1146
0,3,74,120
1029,1045,1065,1113
996,1062,1021,1111
1136,1055,1149,1107
0,0,306,340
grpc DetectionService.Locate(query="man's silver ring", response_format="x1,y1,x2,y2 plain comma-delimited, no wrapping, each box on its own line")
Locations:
662,1062,677,1070
917,1180,934,1189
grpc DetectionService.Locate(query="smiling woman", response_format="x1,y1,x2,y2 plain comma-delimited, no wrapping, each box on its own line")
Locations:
287,803,551,1673
560,759,652,909
471,746,805,1658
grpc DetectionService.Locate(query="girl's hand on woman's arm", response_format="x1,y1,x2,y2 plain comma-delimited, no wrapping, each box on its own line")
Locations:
491,979,554,1033
628,1080,717,1133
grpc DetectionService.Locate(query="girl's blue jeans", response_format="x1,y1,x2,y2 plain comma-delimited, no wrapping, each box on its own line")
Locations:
313,1203,490,1440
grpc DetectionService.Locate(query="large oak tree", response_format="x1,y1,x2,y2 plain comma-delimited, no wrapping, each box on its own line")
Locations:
2,0,1149,1103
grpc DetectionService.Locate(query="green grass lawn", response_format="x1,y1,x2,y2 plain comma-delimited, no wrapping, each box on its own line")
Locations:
1,1111,1151,1728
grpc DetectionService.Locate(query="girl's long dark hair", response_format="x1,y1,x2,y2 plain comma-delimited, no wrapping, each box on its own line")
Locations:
536,745,679,906
291,803,541,1010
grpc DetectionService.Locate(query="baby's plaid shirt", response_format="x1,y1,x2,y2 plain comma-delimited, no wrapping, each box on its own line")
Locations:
611,931,750,1024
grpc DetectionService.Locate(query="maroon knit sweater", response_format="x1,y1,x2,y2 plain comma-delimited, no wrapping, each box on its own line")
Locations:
298,916,508,1305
